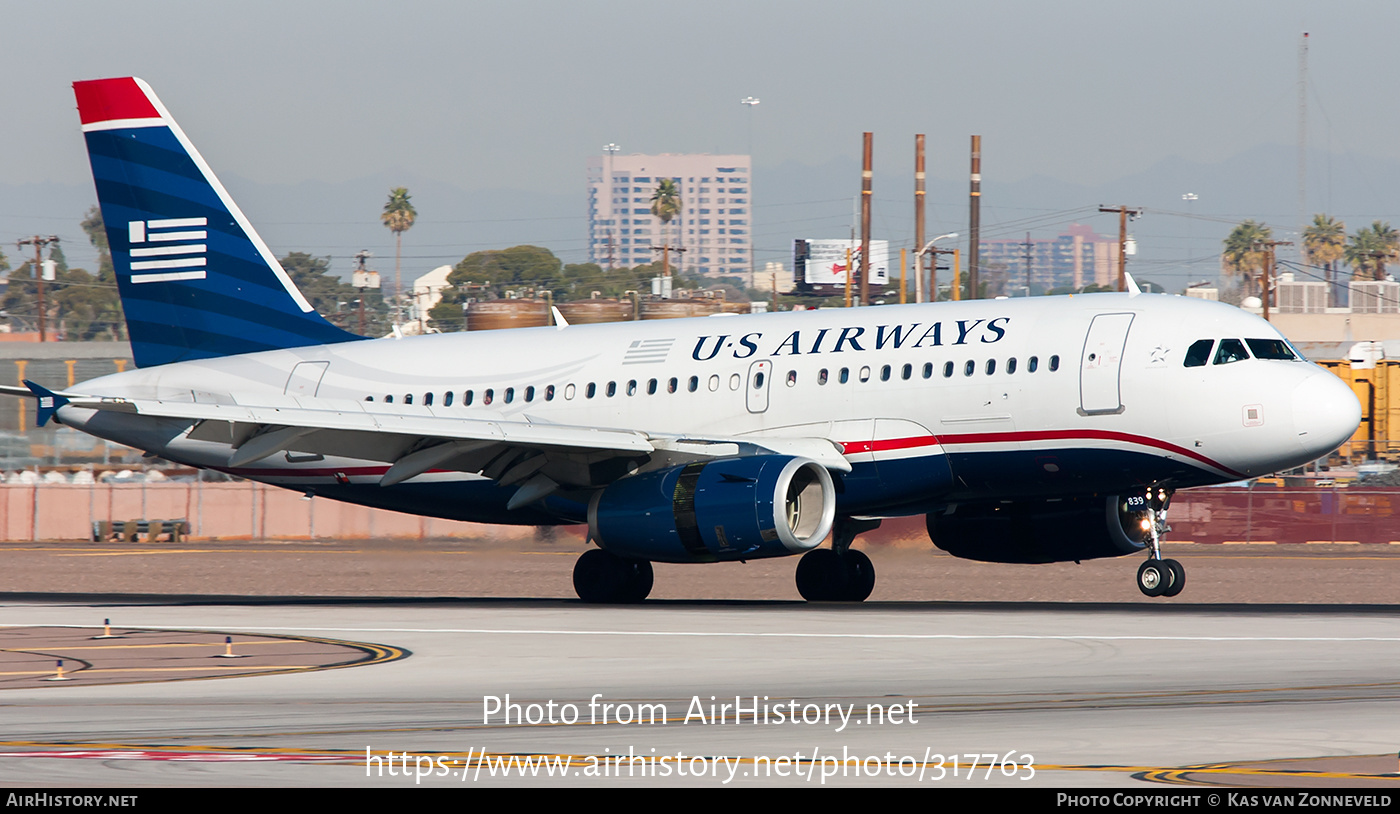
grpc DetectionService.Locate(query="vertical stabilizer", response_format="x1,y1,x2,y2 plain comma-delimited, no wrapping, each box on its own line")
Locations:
74,77,362,367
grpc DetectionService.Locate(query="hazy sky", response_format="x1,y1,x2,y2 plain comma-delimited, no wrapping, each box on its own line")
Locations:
5,1,1397,191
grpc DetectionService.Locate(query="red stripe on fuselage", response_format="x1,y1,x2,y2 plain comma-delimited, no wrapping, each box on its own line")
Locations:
840,430,1242,478
73,78,159,125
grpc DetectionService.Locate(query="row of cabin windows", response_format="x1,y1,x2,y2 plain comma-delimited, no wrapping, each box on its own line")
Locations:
361,355,1062,406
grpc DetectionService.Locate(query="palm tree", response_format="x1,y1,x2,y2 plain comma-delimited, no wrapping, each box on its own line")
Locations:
381,188,417,325
1303,214,1346,306
1345,221,1399,282
1221,220,1271,296
650,178,682,278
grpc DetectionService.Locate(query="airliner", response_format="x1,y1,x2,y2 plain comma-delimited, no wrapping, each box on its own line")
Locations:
6,77,1362,603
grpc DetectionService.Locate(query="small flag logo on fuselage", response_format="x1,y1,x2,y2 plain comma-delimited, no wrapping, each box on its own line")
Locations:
127,218,207,284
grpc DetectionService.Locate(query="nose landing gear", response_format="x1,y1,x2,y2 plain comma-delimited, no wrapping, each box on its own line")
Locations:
1133,486,1184,598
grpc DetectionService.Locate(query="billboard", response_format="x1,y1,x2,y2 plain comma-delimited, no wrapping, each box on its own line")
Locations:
796,239,889,288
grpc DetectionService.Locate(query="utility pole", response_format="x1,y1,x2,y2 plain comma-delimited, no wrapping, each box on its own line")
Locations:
1254,239,1293,322
860,132,873,307
351,249,380,336
914,134,926,303
650,244,686,279
1098,205,1143,291
17,235,59,342
1021,232,1033,295
968,135,981,300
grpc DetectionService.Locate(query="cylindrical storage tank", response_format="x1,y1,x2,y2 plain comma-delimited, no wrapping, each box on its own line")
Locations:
466,299,550,331
640,299,724,320
557,299,633,325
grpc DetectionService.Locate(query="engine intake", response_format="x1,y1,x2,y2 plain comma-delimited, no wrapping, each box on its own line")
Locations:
589,455,836,563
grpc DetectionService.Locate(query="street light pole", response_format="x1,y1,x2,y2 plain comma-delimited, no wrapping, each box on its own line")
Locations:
740,98,759,289
917,233,958,303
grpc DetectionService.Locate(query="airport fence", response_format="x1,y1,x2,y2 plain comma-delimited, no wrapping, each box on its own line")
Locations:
0,477,1395,544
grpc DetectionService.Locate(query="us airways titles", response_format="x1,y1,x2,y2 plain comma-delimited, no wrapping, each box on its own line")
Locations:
690,317,1011,362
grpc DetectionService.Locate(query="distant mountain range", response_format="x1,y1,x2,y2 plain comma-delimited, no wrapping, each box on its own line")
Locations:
3,142,1395,295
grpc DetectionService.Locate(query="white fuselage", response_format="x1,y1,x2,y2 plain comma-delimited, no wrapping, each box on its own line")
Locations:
58,292,1358,523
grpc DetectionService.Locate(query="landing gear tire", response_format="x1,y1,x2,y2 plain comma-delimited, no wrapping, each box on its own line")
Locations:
843,549,876,602
796,548,875,602
573,549,653,603
1136,559,1170,598
1160,558,1185,597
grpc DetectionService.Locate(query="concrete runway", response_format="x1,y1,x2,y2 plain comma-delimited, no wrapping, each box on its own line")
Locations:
2,599,1399,787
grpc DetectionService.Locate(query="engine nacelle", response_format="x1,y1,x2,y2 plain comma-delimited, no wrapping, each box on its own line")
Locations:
926,494,1152,564
589,455,836,563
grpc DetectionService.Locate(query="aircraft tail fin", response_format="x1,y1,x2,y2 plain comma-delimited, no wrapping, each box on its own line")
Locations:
73,77,362,368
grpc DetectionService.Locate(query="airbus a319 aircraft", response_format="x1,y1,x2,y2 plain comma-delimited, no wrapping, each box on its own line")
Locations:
8,77,1361,603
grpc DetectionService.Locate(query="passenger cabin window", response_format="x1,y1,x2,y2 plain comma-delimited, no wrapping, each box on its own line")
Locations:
1007,358,1017,374
1183,339,1214,367
444,391,454,407
818,369,829,385
839,368,850,384
943,362,954,378
586,383,596,399
423,392,433,406
504,387,514,404
964,360,975,377
404,394,413,404
786,370,796,386
902,363,912,380
464,390,474,406
545,385,555,401
1049,355,1060,371
985,359,996,375
525,386,535,402
1028,356,1039,373
923,363,933,379
385,395,393,403
483,389,493,405
1213,339,1249,365
365,396,374,402
1245,338,1297,360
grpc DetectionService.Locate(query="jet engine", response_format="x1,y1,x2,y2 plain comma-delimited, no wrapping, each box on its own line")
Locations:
926,494,1153,564
588,455,836,563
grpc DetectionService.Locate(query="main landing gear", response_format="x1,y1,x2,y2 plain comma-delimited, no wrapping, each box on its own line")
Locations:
1134,486,1185,598
573,548,653,603
795,517,880,602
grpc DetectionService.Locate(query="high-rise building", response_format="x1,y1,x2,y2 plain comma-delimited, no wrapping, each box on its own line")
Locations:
978,224,1119,293
587,153,751,278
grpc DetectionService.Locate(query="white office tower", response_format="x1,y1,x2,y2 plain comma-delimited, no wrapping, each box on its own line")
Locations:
587,153,751,278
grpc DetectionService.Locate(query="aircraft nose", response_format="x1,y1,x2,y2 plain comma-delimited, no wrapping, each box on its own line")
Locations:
1291,370,1361,459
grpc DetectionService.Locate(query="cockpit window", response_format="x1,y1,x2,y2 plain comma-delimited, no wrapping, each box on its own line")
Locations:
1245,338,1297,360
1213,338,1249,365
1183,339,1214,367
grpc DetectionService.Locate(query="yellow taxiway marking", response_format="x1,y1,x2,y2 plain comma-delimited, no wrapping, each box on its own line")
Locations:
0,641,303,652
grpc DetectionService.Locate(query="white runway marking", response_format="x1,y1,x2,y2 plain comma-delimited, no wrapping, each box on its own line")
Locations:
6,624,1395,644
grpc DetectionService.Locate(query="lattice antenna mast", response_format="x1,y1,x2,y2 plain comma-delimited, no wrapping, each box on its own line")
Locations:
1298,31,1309,261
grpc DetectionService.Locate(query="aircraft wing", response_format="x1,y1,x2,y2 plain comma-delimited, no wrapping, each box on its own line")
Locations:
44,389,849,502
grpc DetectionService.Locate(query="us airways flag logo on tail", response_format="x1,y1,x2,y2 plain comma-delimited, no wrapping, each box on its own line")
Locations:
73,76,361,368
127,218,207,284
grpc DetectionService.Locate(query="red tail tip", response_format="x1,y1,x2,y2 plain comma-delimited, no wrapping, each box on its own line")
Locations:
73,77,159,125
